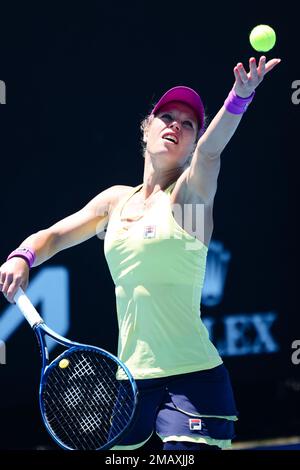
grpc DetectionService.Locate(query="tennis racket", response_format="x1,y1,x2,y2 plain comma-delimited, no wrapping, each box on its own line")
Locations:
13,287,138,451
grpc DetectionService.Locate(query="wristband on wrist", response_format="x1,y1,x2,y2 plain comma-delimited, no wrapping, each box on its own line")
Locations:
7,247,36,268
224,88,255,115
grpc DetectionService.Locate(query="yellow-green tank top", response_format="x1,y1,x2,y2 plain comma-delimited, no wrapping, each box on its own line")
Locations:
104,182,223,379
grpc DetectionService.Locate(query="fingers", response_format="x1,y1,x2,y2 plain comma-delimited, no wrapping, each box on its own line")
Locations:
233,65,243,86
234,56,281,87
2,272,16,303
249,57,259,81
248,55,280,77
6,277,22,303
235,62,248,83
0,272,5,294
1,272,11,295
0,260,29,304
238,57,264,82
257,56,266,78
0,278,5,295
264,57,281,74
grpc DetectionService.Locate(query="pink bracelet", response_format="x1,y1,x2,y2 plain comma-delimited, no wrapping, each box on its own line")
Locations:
224,88,255,114
7,247,36,268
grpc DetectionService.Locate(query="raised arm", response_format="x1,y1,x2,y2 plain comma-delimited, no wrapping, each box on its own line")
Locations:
187,56,281,202
0,185,130,302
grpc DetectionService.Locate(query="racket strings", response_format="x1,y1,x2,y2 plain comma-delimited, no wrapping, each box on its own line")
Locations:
44,358,131,449
48,365,129,447
42,348,136,450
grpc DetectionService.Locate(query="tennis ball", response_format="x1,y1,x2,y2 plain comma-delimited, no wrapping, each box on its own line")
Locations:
249,25,276,52
59,358,70,369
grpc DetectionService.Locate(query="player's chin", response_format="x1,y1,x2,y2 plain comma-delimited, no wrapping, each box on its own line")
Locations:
161,142,181,155
150,144,182,162
151,147,176,158
162,142,181,153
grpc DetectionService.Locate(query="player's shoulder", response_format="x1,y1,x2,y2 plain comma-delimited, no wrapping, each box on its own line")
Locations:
110,184,135,193
107,184,135,212
109,184,135,199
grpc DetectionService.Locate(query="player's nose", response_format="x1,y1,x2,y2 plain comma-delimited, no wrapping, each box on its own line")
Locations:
170,121,181,132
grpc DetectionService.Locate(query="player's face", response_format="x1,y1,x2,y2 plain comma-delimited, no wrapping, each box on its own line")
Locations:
144,101,198,166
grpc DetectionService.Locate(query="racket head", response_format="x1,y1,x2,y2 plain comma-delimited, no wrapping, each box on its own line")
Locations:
39,345,138,450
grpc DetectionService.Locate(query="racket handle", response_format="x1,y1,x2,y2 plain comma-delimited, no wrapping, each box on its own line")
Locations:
14,287,43,328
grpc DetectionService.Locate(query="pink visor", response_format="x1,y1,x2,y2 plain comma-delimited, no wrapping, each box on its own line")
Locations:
151,86,205,133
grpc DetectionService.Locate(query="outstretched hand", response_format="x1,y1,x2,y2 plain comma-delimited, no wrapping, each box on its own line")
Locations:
233,56,281,98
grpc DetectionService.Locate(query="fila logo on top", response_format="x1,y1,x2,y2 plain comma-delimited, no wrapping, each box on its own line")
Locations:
144,225,156,239
189,418,202,431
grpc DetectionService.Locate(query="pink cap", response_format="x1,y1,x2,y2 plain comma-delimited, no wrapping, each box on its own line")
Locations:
151,86,205,133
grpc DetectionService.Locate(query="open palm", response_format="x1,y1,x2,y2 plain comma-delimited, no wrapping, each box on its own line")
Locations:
233,56,281,98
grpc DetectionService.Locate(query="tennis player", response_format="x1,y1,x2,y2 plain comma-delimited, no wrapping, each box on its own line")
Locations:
0,56,280,450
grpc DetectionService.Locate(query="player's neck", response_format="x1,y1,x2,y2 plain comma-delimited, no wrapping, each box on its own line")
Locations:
142,156,182,200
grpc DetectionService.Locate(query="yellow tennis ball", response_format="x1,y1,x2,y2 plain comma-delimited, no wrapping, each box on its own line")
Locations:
249,25,276,52
59,358,70,369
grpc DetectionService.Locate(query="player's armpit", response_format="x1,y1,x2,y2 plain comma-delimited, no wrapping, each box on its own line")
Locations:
185,153,221,204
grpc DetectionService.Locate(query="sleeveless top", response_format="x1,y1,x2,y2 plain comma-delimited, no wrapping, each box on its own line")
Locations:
104,182,223,379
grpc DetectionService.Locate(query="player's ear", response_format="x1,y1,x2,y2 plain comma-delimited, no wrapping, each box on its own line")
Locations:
142,114,154,143
143,120,151,143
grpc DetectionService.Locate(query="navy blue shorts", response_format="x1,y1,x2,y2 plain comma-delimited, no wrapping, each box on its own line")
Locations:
112,364,238,450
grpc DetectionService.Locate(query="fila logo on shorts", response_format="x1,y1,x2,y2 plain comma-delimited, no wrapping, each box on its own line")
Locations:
189,418,202,431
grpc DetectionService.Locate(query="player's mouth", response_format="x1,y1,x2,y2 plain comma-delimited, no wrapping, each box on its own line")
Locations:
162,132,178,144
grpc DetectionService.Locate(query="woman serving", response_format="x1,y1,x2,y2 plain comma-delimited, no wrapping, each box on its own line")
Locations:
0,55,281,450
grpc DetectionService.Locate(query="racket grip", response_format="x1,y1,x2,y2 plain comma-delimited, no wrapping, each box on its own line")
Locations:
14,287,43,328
